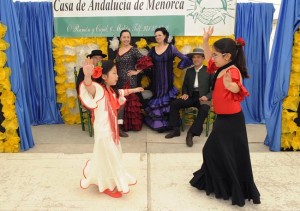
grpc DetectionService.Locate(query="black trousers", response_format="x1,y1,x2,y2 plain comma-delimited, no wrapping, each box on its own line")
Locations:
168,92,210,136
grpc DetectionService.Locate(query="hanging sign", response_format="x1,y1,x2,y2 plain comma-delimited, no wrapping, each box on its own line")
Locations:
53,0,236,37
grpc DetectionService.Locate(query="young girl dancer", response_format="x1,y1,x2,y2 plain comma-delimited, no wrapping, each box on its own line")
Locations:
79,59,143,198
190,27,260,206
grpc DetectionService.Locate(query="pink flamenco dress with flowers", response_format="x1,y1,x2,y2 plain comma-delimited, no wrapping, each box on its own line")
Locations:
79,66,136,197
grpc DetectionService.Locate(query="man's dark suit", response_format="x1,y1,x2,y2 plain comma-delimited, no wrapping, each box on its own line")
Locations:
168,65,212,136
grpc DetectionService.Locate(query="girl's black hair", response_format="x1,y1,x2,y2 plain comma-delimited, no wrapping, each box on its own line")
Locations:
154,27,169,43
213,38,249,79
99,60,120,98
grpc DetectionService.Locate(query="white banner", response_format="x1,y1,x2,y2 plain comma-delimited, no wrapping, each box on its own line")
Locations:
53,0,237,37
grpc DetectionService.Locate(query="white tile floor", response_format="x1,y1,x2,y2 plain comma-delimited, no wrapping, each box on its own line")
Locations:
1,124,300,211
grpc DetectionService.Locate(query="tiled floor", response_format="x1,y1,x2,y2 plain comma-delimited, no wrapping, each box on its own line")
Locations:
1,124,300,211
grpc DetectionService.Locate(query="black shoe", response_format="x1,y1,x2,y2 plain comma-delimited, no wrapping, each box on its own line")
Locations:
165,129,180,139
186,132,194,147
119,130,129,137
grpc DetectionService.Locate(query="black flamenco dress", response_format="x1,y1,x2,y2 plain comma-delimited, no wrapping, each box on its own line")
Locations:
190,64,260,207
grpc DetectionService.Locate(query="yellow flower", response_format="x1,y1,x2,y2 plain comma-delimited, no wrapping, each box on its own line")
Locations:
65,55,76,63
283,96,299,111
289,71,300,85
55,75,66,84
141,76,150,88
0,67,5,80
0,51,7,67
136,38,148,49
2,106,17,120
0,23,7,39
0,39,9,51
148,42,157,49
1,90,16,105
0,132,6,140
67,96,76,109
0,142,4,152
1,118,19,130
281,133,292,150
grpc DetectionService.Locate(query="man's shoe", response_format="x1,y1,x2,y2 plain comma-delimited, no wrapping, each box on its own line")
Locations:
186,132,194,147
165,129,180,139
119,130,129,137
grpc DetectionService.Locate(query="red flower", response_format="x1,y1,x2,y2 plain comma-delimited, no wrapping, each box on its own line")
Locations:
236,37,246,47
136,56,153,70
92,66,102,78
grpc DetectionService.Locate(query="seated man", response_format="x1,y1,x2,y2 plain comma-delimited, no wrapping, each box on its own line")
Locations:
76,49,107,93
165,48,213,147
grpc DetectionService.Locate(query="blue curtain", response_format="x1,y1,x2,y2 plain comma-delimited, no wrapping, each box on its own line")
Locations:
14,2,63,125
235,3,274,124
0,0,34,151
264,0,300,151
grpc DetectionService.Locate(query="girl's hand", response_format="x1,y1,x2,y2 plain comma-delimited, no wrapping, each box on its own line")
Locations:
135,87,144,93
223,71,233,89
203,26,214,42
83,58,94,77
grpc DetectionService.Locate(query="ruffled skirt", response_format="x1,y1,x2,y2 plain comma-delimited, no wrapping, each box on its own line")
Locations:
123,93,143,131
80,132,136,193
144,87,178,131
190,112,260,206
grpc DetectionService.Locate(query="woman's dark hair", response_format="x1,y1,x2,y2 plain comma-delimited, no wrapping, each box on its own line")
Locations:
99,60,119,98
155,27,169,43
119,29,131,38
213,38,249,78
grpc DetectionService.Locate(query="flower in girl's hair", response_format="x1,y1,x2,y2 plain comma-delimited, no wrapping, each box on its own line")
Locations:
92,66,102,78
235,37,246,47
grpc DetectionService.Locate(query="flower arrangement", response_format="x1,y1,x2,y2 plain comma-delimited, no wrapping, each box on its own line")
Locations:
281,29,300,150
0,22,20,152
52,37,107,124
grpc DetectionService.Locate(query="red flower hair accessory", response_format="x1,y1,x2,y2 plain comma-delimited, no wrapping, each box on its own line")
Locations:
92,66,102,78
236,37,246,47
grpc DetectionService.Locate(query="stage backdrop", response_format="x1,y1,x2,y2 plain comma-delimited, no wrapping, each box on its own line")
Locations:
53,0,237,37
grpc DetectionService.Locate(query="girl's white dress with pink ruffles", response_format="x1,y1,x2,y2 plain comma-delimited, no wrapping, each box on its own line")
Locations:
79,82,136,193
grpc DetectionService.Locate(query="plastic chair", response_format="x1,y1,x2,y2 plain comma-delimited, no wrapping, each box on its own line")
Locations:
181,106,216,136
181,107,198,132
74,67,94,137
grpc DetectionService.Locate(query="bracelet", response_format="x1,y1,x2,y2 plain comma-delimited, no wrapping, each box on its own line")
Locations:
83,80,92,86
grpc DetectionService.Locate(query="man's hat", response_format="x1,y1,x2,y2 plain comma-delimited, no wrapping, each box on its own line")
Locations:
86,50,107,58
187,48,204,58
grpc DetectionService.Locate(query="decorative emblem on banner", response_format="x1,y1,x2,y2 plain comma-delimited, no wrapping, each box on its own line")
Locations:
187,0,235,25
